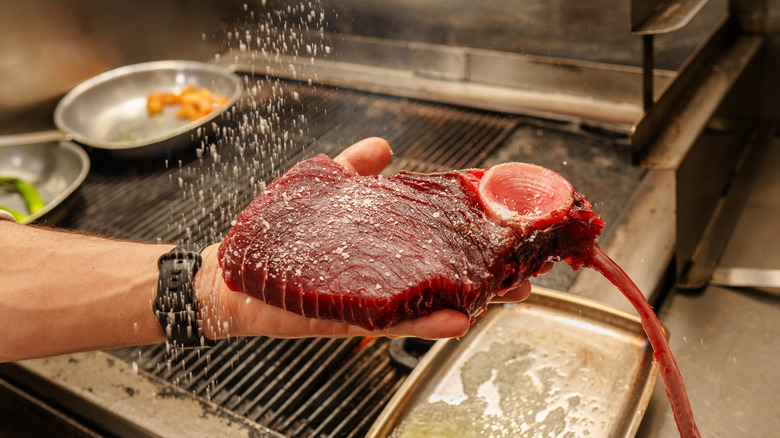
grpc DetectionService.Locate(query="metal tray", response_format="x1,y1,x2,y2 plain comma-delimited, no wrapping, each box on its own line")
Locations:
0,131,89,224
368,288,658,438
54,60,243,158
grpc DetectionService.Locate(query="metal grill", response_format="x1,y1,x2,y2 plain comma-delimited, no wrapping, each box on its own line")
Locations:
113,337,404,437
64,78,517,437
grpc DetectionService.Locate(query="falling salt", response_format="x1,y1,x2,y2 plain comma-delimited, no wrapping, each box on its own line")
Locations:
147,0,334,395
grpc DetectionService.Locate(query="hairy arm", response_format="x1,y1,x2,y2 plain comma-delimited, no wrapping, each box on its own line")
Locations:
0,221,173,361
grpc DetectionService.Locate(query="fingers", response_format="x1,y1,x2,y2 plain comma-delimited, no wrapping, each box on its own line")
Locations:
378,310,470,339
490,262,554,303
538,261,554,275
492,281,532,303
333,137,392,176
225,289,470,340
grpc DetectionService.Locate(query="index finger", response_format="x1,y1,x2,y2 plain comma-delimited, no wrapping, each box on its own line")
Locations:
333,137,392,176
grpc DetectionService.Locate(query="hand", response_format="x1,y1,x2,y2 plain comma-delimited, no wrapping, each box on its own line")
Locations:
193,137,544,341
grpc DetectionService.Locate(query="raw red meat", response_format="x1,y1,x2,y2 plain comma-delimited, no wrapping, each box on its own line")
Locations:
218,154,603,330
218,153,700,437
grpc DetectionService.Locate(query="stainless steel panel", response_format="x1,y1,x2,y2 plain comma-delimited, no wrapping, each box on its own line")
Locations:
631,0,713,34
677,128,769,289
637,131,780,438
710,267,780,289
636,284,780,437
227,40,662,128
632,16,760,163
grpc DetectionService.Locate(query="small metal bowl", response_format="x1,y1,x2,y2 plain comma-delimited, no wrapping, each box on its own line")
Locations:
54,60,243,158
0,131,90,224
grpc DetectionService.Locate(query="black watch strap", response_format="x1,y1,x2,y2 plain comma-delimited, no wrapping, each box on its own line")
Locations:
153,245,218,349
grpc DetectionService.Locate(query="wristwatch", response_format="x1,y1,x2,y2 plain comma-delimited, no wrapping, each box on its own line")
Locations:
153,245,218,349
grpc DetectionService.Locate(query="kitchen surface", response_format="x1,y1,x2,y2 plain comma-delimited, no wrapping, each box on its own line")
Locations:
636,134,780,437
1,1,780,437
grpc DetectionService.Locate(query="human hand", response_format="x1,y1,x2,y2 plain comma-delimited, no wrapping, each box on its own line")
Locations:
194,137,547,341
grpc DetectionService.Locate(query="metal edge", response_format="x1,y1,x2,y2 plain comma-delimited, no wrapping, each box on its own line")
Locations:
219,35,680,129
227,52,643,128
632,15,763,166
569,169,676,312
0,130,68,147
631,0,712,35
367,287,660,438
677,126,771,289
53,60,244,151
6,351,284,438
710,267,780,289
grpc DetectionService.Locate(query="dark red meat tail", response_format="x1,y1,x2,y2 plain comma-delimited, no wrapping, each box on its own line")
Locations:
585,245,700,438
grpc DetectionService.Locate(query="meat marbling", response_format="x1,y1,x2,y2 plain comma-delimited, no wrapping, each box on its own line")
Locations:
218,153,700,437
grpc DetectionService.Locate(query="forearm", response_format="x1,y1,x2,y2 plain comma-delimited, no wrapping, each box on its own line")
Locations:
0,221,174,362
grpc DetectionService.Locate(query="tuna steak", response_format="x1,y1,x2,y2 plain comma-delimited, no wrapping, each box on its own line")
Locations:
218,154,603,330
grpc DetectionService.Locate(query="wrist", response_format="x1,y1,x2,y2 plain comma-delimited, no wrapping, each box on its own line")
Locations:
192,244,228,341
154,245,217,349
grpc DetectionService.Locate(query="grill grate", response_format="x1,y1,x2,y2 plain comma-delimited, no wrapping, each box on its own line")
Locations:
70,78,517,437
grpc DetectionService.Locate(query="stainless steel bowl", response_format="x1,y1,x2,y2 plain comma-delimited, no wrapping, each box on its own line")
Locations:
0,131,90,224
54,60,243,158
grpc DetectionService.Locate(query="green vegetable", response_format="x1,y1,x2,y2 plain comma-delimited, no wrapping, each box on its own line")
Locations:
0,204,29,222
0,177,46,219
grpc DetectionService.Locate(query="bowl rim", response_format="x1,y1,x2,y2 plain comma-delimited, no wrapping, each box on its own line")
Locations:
0,132,90,224
53,60,243,151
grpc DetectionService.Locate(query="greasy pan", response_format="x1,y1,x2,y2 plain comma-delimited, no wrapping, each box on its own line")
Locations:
54,60,243,158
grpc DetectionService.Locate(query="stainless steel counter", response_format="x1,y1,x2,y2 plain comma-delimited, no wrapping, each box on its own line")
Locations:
636,135,780,437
